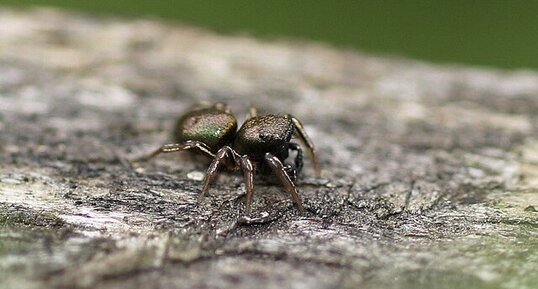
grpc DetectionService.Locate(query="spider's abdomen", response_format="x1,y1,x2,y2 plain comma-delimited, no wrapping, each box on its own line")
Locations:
174,107,237,152
234,114,294,159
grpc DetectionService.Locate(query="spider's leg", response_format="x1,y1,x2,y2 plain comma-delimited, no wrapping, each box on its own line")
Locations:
214,102,232,113
245,107,258,120
190,102,230,112
264,153,303,211
288,142,303,176
130,140,215,163
249,107,258,118
200,146,235,197
239,155,255,213
288,115,321,177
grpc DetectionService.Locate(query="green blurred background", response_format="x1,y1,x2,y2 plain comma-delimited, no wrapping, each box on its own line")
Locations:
2,0,537,69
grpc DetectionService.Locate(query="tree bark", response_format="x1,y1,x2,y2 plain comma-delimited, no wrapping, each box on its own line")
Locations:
0,7,537,289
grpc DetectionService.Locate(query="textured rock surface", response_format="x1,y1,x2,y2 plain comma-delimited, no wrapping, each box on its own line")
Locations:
1,7,538,289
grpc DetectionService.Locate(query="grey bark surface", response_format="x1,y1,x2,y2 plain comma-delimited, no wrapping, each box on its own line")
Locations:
1,7,538,289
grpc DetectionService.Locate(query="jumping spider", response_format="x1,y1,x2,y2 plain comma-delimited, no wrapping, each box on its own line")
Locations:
132,103,320,212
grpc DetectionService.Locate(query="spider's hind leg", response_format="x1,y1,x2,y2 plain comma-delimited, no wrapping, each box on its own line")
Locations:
130,140,215,163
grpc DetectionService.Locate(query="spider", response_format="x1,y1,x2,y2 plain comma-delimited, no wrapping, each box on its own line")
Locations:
132,103,320,212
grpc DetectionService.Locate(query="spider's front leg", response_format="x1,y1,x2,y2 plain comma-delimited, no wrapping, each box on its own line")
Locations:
264,152,304,211
288,115,321,177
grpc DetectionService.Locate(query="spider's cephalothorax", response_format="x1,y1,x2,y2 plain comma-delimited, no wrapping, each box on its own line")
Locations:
133,103,320,212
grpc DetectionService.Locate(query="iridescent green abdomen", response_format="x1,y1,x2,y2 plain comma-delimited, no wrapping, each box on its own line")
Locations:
174,106,237,152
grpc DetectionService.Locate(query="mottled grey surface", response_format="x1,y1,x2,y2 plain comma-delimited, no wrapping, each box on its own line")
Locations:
1,7,538,289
